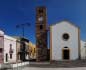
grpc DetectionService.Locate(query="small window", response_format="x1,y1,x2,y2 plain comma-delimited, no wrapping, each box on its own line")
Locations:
10,44,12,47
9,44,13,54
39,9,43,13
62,33,69,41
0,48,2,53
64,47,68,48
40,25,43,30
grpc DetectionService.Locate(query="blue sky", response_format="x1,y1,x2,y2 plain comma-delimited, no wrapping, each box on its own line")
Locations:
0,0,86,44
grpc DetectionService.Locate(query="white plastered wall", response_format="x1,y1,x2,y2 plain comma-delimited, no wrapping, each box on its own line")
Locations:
51,21,79,61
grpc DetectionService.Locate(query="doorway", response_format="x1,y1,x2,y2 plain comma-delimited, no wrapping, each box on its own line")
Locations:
6,53,8,62
0,48,3,63
62,48,70,60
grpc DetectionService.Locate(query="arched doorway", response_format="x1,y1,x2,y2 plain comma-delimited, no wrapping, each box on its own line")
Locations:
62,47,70,60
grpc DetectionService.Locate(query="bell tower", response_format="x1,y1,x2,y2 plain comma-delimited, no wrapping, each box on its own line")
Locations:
36,6,47,61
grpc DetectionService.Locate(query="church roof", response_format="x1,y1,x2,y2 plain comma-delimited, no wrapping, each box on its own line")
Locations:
50,19,80,29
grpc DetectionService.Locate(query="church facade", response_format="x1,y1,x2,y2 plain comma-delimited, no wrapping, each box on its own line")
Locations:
50,20,80,61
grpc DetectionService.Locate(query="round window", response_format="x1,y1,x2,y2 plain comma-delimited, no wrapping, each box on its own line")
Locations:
62,33,69,41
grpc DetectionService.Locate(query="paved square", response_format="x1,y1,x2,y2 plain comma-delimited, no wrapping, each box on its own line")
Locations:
9,67,86,70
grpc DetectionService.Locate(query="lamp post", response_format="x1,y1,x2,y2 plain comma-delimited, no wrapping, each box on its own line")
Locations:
16,23,31,38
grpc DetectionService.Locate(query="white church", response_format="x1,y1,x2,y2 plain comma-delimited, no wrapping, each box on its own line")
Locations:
50,20,81,61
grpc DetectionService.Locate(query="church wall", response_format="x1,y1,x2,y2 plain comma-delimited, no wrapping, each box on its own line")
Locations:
51,21,79,61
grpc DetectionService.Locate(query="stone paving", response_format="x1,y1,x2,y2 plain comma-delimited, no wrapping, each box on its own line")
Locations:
4,60,86,70
19,67,86,70
7,66,86,70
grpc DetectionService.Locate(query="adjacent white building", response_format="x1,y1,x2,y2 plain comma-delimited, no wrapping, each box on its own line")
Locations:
4,35,17,63
0,30,4,63
50,20,80,61
80,40,86,59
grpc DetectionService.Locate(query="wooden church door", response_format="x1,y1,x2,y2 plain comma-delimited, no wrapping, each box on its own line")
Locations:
63,49,70,60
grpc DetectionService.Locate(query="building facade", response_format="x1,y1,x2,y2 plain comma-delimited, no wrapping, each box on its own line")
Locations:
16,39,21,62
50,20,80,61
80,40,86,59
14,37,29,62
0,30,4,63
28,42,36,60
4,35,17,63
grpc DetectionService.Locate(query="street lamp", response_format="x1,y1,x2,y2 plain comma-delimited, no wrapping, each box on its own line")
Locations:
16,23,31,38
